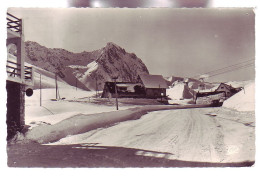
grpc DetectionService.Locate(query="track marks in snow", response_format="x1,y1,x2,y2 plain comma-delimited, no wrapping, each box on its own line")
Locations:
173,109,219,162
51,108,254,163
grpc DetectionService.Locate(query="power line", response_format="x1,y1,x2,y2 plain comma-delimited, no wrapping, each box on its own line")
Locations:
205,59,254,75
207,63,254,78
208,62,254,77
193,58,255,78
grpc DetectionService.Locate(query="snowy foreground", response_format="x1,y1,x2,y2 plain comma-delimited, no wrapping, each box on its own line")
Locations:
12,81,254,166
48,108,254,163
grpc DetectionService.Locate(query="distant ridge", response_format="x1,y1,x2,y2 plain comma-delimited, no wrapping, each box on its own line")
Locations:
25,41,149,90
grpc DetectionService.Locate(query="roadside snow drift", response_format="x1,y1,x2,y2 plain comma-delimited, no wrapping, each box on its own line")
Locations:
25,88,141,129
167,83,193,100
50,108,255,163
223,81,255,112
24,104,209,144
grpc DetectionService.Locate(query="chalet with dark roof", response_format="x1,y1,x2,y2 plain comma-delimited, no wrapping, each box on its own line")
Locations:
101,74,168,99
101,82,145,98
137,74,168,99
215,83,242,98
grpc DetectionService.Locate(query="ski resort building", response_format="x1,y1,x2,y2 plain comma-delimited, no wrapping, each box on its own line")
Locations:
6,13,34,140
137,74,168,99
101,82,145,98
194,83,242,105
101,74,168,99
215,83,242,98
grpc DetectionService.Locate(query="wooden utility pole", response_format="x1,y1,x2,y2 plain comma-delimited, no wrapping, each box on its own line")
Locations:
40,73,42,106
159,84,162,101
55,73,58,100
76,67,79,91
96,75,98,98
76,78,77,91
112,77,119,110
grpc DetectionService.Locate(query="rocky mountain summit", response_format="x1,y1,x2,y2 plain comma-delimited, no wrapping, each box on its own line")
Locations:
25,41,149,90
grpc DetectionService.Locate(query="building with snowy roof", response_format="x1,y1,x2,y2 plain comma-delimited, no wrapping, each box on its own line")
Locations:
215,83,242,98
137,74,168,99
101,74,168,99
101,82,145,98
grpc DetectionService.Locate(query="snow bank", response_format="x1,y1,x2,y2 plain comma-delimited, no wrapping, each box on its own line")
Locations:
167,83,193,100
49,108,255,163
25,88,133,127
25,100,136,127
223,81,255,112
24,104,209,144
167,84,185,100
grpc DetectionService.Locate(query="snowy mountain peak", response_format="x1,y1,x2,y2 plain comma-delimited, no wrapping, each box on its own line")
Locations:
25,41,149,91
105,42,121,48
79,42,149,90
100,42,127,58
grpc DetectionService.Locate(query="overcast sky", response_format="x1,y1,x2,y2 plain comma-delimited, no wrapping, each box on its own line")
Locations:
8,8,255,82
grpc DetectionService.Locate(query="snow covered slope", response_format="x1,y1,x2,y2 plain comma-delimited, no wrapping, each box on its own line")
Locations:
25,41,149,91
164,75,214,89
75,42,149,90
223,81,255,111
167,84,185,100
27,63,68,89
25,41,98,73
24,66,137,129
167,83,193,100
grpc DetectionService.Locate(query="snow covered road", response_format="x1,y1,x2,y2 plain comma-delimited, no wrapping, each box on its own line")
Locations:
52,108,255,163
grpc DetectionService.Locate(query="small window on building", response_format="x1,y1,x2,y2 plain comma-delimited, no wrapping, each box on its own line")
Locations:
221,87,224,89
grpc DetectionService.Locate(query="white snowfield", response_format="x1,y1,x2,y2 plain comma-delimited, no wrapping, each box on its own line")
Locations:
223,81,255,111
25,66,139,128
22,75,255,164
167,84,185,100
25,88,136,128
84,61,98,76
24,104,205,144
166,83,194,105
50,108,254,163
167,80,255,112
